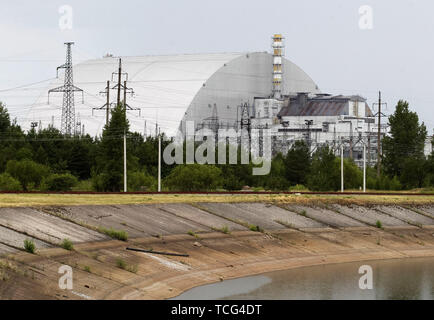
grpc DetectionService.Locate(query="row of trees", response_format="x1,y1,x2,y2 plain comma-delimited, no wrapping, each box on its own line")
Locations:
0,100,432,192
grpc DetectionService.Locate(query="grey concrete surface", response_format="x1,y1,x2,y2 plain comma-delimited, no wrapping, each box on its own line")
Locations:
375,206,434,226
332,204,408,227
284,205,366,228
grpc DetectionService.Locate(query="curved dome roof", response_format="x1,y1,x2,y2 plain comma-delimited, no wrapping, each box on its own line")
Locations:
29,52,319,137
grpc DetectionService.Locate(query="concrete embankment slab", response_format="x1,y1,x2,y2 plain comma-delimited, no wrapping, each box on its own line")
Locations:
0,225,51,252
0,207,107,244
0,243,18,255
283,205,366,228
197,202,284,230
156,203,245,232
234,203,325,229
332,204,407,227
415,206,434,219
375,206,434,226
64,204,212,238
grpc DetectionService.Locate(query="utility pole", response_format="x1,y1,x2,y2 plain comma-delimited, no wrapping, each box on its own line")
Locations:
372,91,387,178
123,80,128,193
349,121,353,160
377,91,381,177
117,58,122,106
158,127,161,192
92,80,111,126
124,130,127,192
305,120,313,151
94,59,138,125
367,121,371,165
341,144,344,193
363,143,366,192
106,81,110,125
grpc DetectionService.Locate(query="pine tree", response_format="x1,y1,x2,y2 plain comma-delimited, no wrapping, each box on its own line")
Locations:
382,100,427,179
94,103,130,191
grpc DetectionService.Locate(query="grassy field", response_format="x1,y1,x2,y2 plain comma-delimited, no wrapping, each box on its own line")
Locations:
0,192,433,207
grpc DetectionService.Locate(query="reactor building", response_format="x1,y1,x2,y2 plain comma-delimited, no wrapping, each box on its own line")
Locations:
25,34,393,164
38,35,318,138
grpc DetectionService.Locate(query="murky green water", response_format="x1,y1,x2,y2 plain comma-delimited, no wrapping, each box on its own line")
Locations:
174,257,434,300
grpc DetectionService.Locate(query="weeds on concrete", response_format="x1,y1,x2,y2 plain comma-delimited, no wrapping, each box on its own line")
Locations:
377,236,382,245
275,220,296,229
187,231,200,239
211,225,231,234
60,239,74,251
249,225,263,232
220,226,230,234
99,227,128,241
24,239,35,254
116,258,137,273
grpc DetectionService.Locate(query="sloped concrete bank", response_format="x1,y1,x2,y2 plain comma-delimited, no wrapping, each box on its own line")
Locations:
0,202,433,299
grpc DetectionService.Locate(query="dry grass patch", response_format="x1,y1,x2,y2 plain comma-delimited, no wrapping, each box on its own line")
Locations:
0,193,433,208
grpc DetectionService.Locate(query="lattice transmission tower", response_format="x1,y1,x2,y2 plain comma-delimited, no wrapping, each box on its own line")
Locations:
48,42,84,135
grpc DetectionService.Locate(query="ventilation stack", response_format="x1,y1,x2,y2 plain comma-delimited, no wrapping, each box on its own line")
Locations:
272,34,285,99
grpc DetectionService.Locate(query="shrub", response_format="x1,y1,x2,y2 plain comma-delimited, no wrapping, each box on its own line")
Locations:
376,220,383,229
128,171,157,191
116,258,137,273
72,179,93,191
220,226,230,234
389,176,402,191
24,239,35,254
290,184,308,192
6,159,50,190
99,227,128,241
116,258,126,269
84,266,91,273
0,173,22,191
187,230,199,238
60,239,74,251
41,173,78,191
249,225,262,232
164,164,223,191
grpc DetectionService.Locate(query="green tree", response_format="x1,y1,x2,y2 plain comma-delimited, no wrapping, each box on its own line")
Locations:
399,157,426,189
164,164,223,191
341,158,363,190
6,159,50,190
284,141,311,186
0,173,22,191
265,153,289,190
307,146,340,191
0,102,11,134
41,173,78,191
128,170,157,191
382,100,427,181
93,104,138,191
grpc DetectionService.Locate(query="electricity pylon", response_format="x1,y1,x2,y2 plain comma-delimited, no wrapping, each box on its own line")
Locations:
48,42,84,135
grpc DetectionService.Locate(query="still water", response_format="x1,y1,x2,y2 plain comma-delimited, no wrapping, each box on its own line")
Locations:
174,257,434,300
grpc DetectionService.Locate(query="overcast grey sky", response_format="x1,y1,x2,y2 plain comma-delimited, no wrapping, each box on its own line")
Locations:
1,0,434,131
